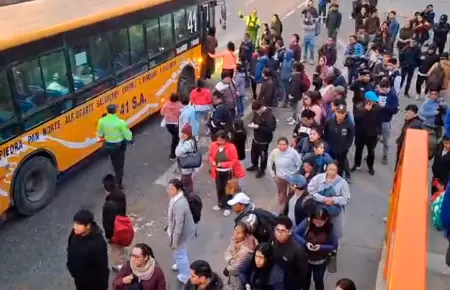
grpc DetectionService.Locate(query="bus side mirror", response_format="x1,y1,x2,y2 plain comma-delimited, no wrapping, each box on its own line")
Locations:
219,4,227,30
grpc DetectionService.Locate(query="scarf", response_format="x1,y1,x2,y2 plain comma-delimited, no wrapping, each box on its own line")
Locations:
130,257,156,281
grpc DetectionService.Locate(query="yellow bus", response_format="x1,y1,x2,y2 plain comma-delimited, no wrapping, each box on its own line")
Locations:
0,0,226,216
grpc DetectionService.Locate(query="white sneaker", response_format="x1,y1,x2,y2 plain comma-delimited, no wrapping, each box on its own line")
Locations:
177,274,188,284
212,205,221,211
172,263,178,271
223,209,231,216
286,117,294,122
288,120,296,125
383,216,388,223
415,95,421,101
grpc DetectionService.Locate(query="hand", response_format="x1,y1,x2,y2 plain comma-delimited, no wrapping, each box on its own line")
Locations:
253,124,259,129
122,274,134,284
217,162,223,168
247,122,254,128
378,71,385,76
306,242,315,251
324,198,335,205
211,161,217,167
365,102,373,111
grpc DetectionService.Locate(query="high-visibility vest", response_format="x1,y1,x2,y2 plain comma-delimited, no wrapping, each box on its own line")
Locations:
248,16,258,29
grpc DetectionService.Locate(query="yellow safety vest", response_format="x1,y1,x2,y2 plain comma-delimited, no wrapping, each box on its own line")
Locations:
248,16,258,29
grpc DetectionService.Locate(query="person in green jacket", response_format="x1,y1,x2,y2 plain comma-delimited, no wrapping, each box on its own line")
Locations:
97,104,133,189
238,9,261,45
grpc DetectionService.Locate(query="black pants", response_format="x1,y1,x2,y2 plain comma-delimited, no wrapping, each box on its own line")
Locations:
354,135,378,170
305,262,327,290
435,40,446,55
107,145,126,187
227,108,236,124
215,171,231,208
166,124,180,159
330,150,350,177
318,4,327,18
250,140,270,172
401,67,415,95
250,77,257,99
415,75,429,96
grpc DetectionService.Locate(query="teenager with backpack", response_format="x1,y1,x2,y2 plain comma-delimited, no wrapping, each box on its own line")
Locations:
102,174,129,272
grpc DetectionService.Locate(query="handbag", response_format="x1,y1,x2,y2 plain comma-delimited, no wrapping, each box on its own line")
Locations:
226,171,241,195
317,178,343,217
178,139,202,169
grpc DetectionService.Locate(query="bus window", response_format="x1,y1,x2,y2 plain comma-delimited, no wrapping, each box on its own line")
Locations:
173,9,187,41
0,70,15,125
69,43,94,90
145,18,160,57
110,29,131,71
40,51,71,98
159,13,174,50
89,34,112,78
13,58,46,113
186,6,199,35
128,24,146,63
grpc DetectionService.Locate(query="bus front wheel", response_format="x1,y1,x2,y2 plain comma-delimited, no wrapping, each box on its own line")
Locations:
178,66,196,104
13,156,57,216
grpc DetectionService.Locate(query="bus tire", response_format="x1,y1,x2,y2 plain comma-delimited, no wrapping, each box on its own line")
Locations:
13,156,57,216
178,66,196,104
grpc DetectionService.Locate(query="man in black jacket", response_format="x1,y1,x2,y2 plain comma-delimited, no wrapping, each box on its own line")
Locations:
67,209,109,290
318,38,338,66
209,91,230,141
352,91,382,175
324,103,355,181
271,216,308,290
415,45,440,100
349,69,374,111
395,104,424,167
287,62,309,122
248,100,277,178
433,14,450,54
102,174,127,271
399,39,421,97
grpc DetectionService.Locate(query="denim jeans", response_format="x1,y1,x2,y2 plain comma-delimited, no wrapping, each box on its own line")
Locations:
236,95,244,115
303,37,315,61
381,122,391,158
173,246,190,283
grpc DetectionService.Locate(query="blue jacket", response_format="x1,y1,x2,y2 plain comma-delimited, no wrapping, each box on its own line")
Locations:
441,180,450,239
302,152,334,173
345,43,364,57
328,111,355,125
234,72,247,97
419,98,439,128
179,105,199,136
378,89,399,123
333,74,348,91
388,20,400,38
255,55,270,83
280,49,295,81
293,219,338,252
446,110,450,136
296,137,329,155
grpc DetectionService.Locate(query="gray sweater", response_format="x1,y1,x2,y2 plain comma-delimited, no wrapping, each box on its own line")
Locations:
268,147,302,179
167,194,195,247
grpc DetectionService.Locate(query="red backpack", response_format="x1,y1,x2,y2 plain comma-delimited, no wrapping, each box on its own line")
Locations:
111,216,135,246
301,73,311,92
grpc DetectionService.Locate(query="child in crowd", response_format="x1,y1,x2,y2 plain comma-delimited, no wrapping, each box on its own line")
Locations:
303,140,333,173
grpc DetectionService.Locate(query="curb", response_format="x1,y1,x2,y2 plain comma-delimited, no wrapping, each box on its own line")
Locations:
375,243,387,290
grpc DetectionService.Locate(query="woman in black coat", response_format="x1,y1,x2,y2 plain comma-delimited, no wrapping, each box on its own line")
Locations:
246,242,284,290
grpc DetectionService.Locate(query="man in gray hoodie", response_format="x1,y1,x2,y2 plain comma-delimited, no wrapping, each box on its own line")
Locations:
326,3,342,40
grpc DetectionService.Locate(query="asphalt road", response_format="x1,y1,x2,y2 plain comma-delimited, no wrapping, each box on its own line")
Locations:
1,0,450,289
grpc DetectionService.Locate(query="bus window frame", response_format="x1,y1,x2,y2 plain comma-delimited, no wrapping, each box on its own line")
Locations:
0,67,23,144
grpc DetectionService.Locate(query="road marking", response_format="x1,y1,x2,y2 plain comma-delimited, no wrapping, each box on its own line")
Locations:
282,9,296,20
244,0,257,6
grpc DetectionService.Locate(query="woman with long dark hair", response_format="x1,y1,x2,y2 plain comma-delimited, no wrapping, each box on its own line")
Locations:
293,209,338,290
246,243,284,290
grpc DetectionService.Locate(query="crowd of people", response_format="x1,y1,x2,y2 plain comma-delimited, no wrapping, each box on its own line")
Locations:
68,0,450,289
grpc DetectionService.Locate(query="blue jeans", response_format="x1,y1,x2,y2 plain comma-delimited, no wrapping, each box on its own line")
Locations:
173,246,190,283
303,37,315,61
236,95,244,115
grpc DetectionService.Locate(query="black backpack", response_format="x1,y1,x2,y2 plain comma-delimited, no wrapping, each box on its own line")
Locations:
249,208,278,243
185,192,202,224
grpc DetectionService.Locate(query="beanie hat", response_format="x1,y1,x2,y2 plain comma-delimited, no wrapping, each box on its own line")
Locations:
73,209,94,226
181,123,193,136
365,91,379,102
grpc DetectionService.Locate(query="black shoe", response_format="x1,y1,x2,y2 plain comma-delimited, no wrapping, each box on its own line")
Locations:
369,169,375,176
345,175,352,183
351,166,361,172
247,165,259,172
255,171,265,178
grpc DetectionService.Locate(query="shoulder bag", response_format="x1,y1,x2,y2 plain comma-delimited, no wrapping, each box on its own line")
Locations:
178,139,202,169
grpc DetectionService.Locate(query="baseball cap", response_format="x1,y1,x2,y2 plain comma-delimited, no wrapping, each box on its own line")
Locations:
364,91,379,103
336,103,347,112
227,192,251,206
285,174,307,188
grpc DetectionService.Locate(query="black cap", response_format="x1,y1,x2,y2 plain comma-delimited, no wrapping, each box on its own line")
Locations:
336,103,347,112
359,69,371,76
405,104,418,113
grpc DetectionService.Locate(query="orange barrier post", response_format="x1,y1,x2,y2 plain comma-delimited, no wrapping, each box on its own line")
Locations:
383,129,428,290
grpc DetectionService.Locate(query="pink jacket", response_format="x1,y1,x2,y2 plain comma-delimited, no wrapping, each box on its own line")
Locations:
305,104,324,124
160,101,183,124
209,50,237,70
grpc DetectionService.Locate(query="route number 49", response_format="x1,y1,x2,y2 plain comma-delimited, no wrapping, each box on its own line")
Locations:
187,9,198,34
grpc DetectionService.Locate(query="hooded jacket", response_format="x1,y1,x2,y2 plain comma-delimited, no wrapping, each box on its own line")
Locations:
255,55,270,83
433,15,450,43
326,9,342,30
67,223,109,290
378,88,399,123
184,272,224,290
252,107,276,144
102,191,127,240
280,50,295,81
419,98,440,128
418,51,440,75
288,71,308,101
324,115,355,154
399,45,421,68
239,39,255,62
190,88,212,107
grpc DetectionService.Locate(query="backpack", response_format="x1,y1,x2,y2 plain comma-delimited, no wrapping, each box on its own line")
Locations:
249,208,278,243
185,192,203,224
431,191,445,231
111,216,135,246
427,62,445,90
302,73,311,91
